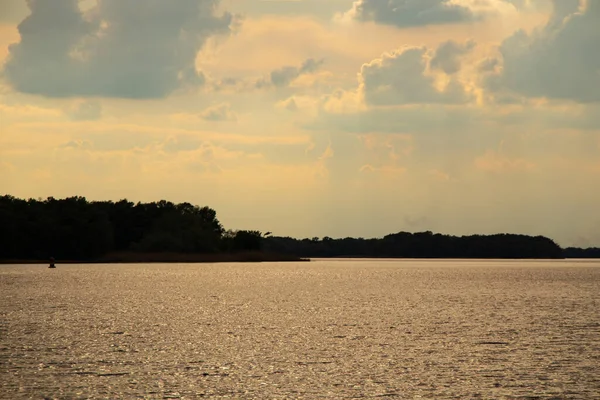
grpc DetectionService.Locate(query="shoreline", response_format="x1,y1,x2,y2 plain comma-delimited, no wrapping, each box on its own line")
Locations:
0,251,310,264
5,255,596,265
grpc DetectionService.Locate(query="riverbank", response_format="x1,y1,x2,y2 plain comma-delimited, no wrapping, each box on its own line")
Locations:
0,251,310,264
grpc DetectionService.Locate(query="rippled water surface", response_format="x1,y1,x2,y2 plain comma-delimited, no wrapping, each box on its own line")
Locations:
1,259,599,399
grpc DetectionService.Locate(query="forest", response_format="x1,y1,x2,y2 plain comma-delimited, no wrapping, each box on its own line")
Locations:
0,195,596,262
263,232,566,259
0,195,269,262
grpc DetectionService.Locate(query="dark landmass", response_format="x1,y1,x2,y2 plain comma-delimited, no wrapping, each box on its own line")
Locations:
0,195,302,264
263,232,566,259
562,247,600,259
0,195,597,263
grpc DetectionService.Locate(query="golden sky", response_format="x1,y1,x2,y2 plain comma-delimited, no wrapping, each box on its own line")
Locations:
0,0,599,246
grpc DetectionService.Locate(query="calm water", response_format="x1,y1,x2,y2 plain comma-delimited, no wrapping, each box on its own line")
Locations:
1,259,599,399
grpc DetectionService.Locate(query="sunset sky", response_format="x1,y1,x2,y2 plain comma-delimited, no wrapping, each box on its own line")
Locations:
0,0,599,246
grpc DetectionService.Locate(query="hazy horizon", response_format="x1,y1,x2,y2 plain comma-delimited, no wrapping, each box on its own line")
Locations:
1,0,599,247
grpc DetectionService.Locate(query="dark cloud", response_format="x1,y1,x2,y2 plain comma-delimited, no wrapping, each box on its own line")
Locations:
359,46,471,106
2,0,234,98
485,0,600,102
257,58,324,88
430,39,476,74
0,0,30,23
477,57,499,73
547,0,581,25
346,0,477,28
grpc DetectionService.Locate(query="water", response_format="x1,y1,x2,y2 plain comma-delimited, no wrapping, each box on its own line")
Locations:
1,259,599,399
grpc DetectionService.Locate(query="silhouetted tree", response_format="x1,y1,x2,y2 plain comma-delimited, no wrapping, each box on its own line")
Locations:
231,230,263,252
0,195,224,260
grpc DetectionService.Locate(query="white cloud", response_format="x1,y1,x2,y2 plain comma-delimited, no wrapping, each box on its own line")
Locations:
2,0,234,98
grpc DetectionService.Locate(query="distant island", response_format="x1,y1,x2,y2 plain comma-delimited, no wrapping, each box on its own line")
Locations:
0,195,597,263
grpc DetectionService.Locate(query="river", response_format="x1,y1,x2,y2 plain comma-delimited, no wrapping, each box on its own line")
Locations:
1,259,598,399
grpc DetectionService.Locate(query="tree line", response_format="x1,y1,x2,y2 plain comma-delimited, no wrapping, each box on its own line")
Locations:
263,232,566,259
0,195,595,261
562,247,600,258
0,195,264,260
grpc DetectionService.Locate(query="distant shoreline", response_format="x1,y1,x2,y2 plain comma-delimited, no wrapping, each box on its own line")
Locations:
6,254,600,265
0,251,310,265
5,195,598,262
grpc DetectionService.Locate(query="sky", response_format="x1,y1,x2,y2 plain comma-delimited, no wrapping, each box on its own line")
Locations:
0,0,599,247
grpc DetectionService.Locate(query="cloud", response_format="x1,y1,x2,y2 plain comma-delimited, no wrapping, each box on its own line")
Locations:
430,39,476,74
0,0,29,24
306,103,481,135
477,57,499,73
342,0,516,28
65,99,102,121
278,97,298,111
359,46,471,105
256,58,324,88
275,95,322,114
199,103,237,121
60,139,92,150
474,149,536,173
359,164,407,176
211,77,243,92
161,135,203,153
2,0,234,99
485,0,600,102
